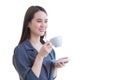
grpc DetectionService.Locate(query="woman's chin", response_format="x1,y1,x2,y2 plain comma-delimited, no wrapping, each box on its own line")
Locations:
36,32,45,36
39,33,45,36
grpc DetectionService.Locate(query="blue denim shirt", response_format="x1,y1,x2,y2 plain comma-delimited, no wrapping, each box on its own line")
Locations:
13,39,56,80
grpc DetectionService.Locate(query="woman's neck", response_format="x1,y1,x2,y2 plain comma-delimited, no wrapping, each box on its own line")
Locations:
29,38,40,44
29,35,43,51
29,34,41,45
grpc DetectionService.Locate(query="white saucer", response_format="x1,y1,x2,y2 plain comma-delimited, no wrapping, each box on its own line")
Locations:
51,58,69,64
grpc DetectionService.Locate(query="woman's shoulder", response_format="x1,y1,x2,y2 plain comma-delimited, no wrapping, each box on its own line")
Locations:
15,39,31,49
13,40,30,63
14,44,24,55
14,40,26,50
13,40,31,58
14,40,29,53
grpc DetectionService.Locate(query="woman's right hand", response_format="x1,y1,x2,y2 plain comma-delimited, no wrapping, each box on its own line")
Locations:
38,41,53,58
32,41,52,77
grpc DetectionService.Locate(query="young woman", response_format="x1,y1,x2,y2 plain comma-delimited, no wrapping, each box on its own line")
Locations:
13,5,68,80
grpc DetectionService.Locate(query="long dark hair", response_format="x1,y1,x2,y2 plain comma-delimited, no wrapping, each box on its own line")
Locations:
19,6,47,44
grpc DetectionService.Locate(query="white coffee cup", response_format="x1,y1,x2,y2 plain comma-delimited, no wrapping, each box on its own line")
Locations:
50,36,62,47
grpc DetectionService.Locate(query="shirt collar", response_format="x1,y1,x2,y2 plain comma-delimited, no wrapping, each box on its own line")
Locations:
23,39,36,51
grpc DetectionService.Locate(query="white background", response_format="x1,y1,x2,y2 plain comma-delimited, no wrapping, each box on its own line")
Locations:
0,0,120,80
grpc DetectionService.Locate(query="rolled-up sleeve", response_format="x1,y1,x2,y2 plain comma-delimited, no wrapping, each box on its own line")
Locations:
13,46,39,80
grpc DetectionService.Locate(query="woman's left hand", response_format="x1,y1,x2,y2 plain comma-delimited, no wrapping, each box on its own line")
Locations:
54,57,69,68
53,57,69,79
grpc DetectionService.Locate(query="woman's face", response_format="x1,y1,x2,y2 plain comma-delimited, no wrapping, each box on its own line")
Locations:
28,11,48,37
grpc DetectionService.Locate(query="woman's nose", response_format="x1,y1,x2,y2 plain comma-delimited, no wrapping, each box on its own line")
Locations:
41,22,45,27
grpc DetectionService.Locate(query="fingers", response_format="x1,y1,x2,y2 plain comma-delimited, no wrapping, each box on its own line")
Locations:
43,41,52,50
61,57,68,59
38,41,53,58
55,63,62,68
44,41,52,47
60,62,65,66
55,62,66,68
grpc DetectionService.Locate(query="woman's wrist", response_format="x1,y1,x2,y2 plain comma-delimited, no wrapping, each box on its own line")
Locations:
53,67,58,79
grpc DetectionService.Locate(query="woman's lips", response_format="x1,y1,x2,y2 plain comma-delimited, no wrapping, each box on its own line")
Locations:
39,29,45,32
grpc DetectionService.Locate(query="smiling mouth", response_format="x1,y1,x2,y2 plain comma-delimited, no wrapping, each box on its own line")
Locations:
39,30,45,32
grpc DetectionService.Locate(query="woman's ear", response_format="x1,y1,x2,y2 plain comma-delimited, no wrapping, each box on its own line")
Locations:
28,22,31,28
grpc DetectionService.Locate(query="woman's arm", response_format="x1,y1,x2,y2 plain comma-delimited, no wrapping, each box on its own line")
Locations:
53,67,58,79
31,55,44,78
13,41,53,80
31,41,53,78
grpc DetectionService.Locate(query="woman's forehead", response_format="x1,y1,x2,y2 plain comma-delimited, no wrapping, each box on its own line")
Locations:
33,11,47,19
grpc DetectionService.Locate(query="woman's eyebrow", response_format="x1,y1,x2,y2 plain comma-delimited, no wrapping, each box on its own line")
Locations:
36,18,48,21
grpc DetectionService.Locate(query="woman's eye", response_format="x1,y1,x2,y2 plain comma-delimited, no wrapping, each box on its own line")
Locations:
36,20,48,23
37,21,42,22
45,21,48,23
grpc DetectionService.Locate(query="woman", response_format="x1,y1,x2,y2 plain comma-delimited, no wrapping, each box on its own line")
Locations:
13,5,68,80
